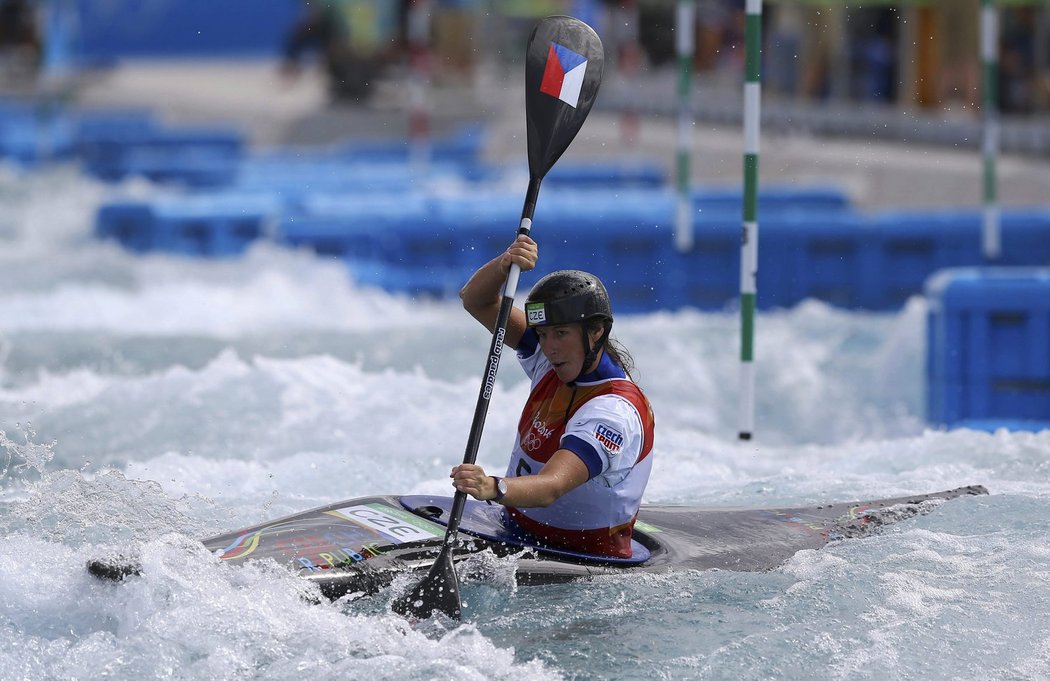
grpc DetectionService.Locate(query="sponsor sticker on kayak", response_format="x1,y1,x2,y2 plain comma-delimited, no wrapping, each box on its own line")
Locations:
333,504,444,544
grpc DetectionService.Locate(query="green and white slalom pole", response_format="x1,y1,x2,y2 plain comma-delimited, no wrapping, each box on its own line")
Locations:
738,0,762,441
981,0,1000,261
675,0,695,253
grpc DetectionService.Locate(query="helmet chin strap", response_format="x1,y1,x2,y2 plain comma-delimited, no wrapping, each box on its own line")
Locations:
570,323,610,385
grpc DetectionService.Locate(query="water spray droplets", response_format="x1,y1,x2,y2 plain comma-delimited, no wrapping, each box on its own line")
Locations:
0,422,57,481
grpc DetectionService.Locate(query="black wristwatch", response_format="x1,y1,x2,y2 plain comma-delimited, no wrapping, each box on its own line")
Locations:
490,476,507,503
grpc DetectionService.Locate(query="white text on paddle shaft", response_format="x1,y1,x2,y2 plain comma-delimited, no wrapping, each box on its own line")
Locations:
338,506,437,543
483,328,506,400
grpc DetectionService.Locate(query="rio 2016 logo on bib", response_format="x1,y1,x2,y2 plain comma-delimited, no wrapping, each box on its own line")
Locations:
526,302,547,325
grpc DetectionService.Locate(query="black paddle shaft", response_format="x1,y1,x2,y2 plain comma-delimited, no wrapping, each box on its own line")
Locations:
393,16,603,621
442,178,541,540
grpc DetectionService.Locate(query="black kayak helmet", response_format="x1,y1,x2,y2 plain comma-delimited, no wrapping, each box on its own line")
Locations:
524,270,613,327
524,270,613,383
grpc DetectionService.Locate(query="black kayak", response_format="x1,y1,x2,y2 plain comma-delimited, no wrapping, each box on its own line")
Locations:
88,485,988,600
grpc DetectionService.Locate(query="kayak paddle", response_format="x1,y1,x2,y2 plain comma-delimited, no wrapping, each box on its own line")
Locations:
392,15,604,621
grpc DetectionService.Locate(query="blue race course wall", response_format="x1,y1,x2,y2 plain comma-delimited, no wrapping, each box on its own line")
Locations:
72,0,300,60
75,109,1050,314
17,106,1048,319
926,268,1050,432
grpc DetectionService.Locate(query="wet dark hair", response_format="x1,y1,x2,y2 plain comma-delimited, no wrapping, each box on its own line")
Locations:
584,318,636,381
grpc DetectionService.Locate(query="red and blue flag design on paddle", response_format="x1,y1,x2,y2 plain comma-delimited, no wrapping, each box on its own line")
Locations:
539,42,588,108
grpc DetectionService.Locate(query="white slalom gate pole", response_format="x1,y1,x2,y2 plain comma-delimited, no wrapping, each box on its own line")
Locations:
738,0,762,441
674,0,695,253
981,0,1000,261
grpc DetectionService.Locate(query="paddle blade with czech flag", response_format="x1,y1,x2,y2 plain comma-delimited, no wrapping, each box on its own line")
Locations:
525,16,604,179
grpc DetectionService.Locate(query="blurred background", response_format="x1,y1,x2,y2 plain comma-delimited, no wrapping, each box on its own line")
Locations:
3,0,1048,146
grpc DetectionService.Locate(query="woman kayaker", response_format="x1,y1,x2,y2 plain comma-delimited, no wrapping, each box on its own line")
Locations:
452,235,655,558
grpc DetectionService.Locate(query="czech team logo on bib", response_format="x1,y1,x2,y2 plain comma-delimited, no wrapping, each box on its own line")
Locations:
539,42,587,108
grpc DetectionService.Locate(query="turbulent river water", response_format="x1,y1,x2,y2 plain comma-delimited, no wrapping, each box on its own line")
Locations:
1,166,1047,680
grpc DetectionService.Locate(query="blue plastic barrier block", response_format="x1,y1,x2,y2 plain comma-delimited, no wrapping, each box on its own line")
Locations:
278,194,430,263
953,419,1050,433
236,158,468,201
0,101,76,165
149,196,278,256
95,201,156,252
544,162,666,188
1002,210,1050,266
754,213,869,309
78,123,159,180
863,210,983,309
533,190,678,311
644,210,868,312
80,125,244,183
430,194,520,270
493,188,853,313
925,267,1050,428
96,195,278,257
666,213,739,311
280,215,381,259
75,108,157,144
691,185,851,213
799,215,866,307
337,189,473,298
115,149,238,187
350,262,469,299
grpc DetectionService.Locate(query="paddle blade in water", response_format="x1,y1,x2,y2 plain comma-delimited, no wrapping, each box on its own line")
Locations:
525,15,604,179
391,547,462,620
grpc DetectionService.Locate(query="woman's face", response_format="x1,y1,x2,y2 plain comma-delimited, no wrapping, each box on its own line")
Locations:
535,323,604,383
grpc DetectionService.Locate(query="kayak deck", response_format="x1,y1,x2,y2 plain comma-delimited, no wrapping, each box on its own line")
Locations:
87,485,989,599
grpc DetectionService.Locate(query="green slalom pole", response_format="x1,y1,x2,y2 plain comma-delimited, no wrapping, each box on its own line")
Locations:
981,0,1000,261
674,0,695,253
738,0,762,441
